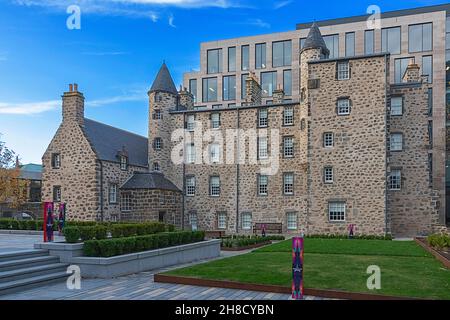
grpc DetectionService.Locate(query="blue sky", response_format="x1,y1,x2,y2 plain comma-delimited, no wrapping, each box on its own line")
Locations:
0,0,446,164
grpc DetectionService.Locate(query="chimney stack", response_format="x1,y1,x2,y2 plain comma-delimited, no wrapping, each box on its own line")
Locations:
243,72,262,106
272,85,285,104
62,83,85,126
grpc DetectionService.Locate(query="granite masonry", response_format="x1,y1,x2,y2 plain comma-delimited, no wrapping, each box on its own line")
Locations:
42,23,444,237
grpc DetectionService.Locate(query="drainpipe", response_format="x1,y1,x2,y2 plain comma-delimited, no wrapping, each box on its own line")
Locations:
182,112,186,230
236,106,241,234
384,54,389,236
99,160,104,222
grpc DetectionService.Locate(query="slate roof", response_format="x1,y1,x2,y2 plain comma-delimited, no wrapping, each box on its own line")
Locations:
149,62,178,95
83,118,148,167
302,22,330,56
120,172,181,192
18,164,42,181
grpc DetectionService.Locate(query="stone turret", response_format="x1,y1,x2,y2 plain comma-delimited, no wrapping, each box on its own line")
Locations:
148,62,178,175
62,83,84,126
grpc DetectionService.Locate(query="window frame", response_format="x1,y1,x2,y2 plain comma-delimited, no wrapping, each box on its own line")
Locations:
286,212,297,230
283,136,294,158
345,32,355,57
337,98,351,115
337,61,350,80
390,133,404,152
217,212,227,230
272,40,292,67
258,175,268,196
207,48,223,74
223,75,236,101
408,23,433,53
109,184,118,204
389,169,402,191
328,202,346,222
324,132,334,148
241,212,252,230
255,43,267,69
228,46,236,72
324,167,334,184
120,156,128,171
283,172,294,196
120,192,132,213
258,108,268,128
186,176,196,197
365,29,375,55
53,186,61,202
210,176,221,197
202,77,218,103
391,96,404,116
51,153,61,169
241,45,250,71
283,106,294,126
382,26,401,55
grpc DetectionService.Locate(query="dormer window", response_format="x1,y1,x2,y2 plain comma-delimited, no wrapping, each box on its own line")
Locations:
51,153,61,169
120,156,128,170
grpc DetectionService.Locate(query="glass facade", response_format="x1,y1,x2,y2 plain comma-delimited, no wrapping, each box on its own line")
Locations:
409,23,433,53
323,34,339,58
272,40,292,67
241,73,248,99
422,55,433,84
189,79,197,103
202,77,217,102
345,32,355,57
261,71,277,97
255,43,267,69
223,75,236,101
283,70,292,96
207,49,222,74
382,27,401,54
365,30,374,54
228,47,236,72
241,45,249,71
394,57,414,83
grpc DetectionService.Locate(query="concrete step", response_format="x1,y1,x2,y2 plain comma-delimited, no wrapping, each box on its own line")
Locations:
0,271,68,296
0,255,59,272
0,263,69,284
0,250,48,263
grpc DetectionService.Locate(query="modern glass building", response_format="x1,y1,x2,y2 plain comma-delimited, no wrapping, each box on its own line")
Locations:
183,4,450,227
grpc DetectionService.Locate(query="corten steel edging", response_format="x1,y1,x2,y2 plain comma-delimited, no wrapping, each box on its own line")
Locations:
153,274,422,300
414,238,450,269
221,241,272,251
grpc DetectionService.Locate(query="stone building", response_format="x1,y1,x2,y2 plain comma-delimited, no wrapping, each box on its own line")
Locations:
41,83,183,226
43,20,445,237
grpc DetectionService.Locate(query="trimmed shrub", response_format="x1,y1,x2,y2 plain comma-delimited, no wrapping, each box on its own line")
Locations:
0,219,13,229
427,233,450,250
79,226,96,242
83,231,203,257
95,226,108,240
64,227,81,243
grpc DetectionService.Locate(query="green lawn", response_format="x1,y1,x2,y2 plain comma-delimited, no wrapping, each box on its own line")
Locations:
165,239,450,300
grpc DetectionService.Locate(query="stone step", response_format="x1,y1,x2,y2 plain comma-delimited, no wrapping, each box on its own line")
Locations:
0,262,69,284
0,250,48,263
0,271,68,296
0,255,59,272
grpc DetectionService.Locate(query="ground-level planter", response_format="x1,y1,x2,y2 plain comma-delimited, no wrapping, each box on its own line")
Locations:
414,238,450,269
221,241,272,251
34,239,221,279
154,274,421,300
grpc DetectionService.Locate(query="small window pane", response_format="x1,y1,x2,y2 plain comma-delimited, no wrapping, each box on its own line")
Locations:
365,30,374,54
422,56,433,84
324,132,334,147
261,71,277,97
329,202,346,221
391,97,403,116
389,170,401,190
207,49,222,74
228,47,236,72
223,75,236,101
337,99,350,115
287,212,297,230
186,176,196,196
283,137,294,157
390,133,403,151
283,70,292,96
284,173,294,195
210,176,220,196
345,32,355,57
258,137,268,159
337,62,350,80
218,212,227,229
258,175,268,196
255,43,266,69
202,78,218,102
242,213,252,230
241,45,249,71
258,109,268,127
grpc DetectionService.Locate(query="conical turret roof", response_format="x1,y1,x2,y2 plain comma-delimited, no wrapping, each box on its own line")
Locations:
149,62,178,95
302,22,330,56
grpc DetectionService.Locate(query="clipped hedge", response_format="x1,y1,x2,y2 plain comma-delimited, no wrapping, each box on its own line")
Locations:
221,235,285,248
64,222,170,243
0,218,55,231
427,233,450,250
83,231,206,257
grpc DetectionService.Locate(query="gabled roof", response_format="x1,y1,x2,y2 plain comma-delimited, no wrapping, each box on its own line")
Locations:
18,164,42,181
149,62,178,95
83,118,148,168
120,172,181,192
302,22,330,56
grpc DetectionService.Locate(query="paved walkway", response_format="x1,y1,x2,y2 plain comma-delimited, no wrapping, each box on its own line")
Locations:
0,233,64,253
0,234,321,300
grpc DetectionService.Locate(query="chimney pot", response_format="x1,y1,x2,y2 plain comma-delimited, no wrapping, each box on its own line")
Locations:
69,84,73,92
74,83,78,92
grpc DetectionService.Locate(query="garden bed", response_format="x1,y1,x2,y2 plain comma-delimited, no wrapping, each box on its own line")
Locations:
163,238,450,300
415,238,450,269
221,241,272,251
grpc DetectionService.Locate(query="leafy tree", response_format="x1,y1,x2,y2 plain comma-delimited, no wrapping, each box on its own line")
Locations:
0,134,27,209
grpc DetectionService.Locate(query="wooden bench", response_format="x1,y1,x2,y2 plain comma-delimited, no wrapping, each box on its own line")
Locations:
205,230,226,239
253,223,283,235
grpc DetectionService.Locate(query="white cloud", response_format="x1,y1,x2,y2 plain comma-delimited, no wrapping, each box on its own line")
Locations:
242,18,270,29
0,100,60,115
0,92,146,115
274,0,292,9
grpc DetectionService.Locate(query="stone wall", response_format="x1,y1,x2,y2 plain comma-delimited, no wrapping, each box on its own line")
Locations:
387,81,438,237
119,189,182,227
42,121,99,221
307,56,388,236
